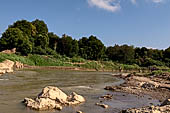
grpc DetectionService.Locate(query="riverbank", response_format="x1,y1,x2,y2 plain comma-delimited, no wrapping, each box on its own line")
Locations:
105,72,170,112
0,53,157,72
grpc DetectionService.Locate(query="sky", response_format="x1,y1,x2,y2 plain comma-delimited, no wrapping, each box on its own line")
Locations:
0,0,170,49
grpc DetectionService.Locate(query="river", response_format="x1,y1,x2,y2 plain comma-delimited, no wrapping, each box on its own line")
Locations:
0,69,160,113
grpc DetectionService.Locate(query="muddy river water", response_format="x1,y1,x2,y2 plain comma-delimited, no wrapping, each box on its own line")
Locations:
0,69,160,113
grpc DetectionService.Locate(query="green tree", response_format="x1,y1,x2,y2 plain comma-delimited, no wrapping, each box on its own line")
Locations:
164,47,170,59
70,39,79,57
0,28,32,55
78,37,88,59
34,34,49,49
48,32,59,51
32,19,49,49
9,20,36,45
106,44,135,64
78,36,105,60
32,19,48,35
57,34,73,57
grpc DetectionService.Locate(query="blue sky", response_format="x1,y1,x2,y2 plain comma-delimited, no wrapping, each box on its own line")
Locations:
0,0,170,49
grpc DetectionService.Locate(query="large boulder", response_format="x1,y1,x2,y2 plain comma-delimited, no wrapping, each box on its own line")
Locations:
23,86,85,111
38,86,68,103
24,97,62,111
0,60,15,73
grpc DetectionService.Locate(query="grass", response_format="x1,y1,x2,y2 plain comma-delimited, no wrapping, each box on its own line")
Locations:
0,53,169,72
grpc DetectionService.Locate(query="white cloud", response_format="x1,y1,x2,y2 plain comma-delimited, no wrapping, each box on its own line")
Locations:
131,0,137,4
152,0,164,3
87,0,121,12
87,0,168,12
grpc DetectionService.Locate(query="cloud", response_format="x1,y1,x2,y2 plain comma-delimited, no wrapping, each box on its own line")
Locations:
87,0,168,12
152,0,164,3
87,0,121,12
131,0,137,4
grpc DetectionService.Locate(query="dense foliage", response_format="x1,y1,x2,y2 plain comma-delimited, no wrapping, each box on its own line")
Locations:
0,19,170,68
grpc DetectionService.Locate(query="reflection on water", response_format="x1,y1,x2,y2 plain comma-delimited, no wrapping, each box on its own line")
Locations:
0,69,159,113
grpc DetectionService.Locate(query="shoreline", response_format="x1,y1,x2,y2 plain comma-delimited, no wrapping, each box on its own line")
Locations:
105,73,170,102
23,65,151,73
104,73,170,112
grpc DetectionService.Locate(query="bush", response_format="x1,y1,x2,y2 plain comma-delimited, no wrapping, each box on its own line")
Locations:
80,61,102,70
0,53,34,65
71,56,85,63
143,58,165,67
100,61,119,70
150,70,163,75
32,46,47,55
45,48,57,55
120,64,140,70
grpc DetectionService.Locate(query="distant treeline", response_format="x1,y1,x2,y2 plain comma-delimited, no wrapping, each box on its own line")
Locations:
0,19,170,67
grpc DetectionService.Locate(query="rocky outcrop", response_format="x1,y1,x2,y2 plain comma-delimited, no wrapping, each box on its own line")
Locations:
24,97,62,110
0,60,24,76
38,86,68,103
23,86,85,111
0,60,15,75
122,99,170,113
122,105,170,113
1,48,16,54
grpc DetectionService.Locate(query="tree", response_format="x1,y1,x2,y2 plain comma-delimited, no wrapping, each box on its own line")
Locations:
0,28,32,55
32,19,49,49
34,34,49,49
32,19,48,35
164,47,170,59
78,36,105,60
106,44,135,64
48,32,59,51
78,37,88,59
88,35,105,60
57,34,75,57
9,20,36,45
70,39,79,57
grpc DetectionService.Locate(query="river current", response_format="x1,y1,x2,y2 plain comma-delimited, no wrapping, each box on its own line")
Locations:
0,69,159,113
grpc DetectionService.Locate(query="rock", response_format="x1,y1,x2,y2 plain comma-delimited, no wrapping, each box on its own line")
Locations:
38,86,68,103
23,86,85,111
0,70,6,75
122,104,170,113
100,94,113,100
15,61,24,69
161,99,170,106
67,92,85,105
0,60,15,74
1,48,16,54
96,103,109,108
104,86,116,90
140,82,159,90
76,111,83,113
24,97,62,111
